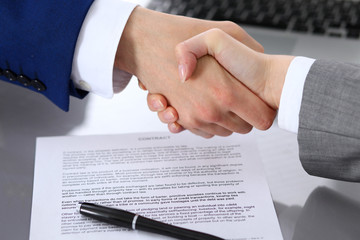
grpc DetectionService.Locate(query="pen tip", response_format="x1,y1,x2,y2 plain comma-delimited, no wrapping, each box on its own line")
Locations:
76,202,83,212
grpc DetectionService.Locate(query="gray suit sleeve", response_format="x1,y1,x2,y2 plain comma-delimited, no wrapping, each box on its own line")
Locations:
298,59,360,182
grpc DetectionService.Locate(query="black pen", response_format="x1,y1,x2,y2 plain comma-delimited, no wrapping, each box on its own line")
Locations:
77,202,224,240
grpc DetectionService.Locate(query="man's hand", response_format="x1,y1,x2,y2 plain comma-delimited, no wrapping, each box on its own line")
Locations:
175,28,294,109
115,7,275,138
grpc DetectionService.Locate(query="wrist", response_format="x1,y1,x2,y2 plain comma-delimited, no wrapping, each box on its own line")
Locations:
264,55,294,109
114,7,179,89
114,6,142,75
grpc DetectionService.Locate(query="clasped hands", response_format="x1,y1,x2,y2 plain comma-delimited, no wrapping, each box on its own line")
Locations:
116,7,293,138
147,28,294,138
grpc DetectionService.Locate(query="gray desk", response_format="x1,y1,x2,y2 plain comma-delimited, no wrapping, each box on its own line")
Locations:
1,76,360,240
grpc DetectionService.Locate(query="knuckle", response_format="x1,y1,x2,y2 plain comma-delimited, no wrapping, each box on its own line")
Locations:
204,134,214,139
157,112,169,123
187,117,201,128
191,100,222,123
257,117,274,130
207,28,226,39
200,107,222,123
239,125,253,134
205,112,221,123
210,86,234,108
221,21,243,36
221,91,235,108
219,131,233,137
257,43,265,53
192,120,202,129
181,116,201,129
221,21,240,32
256,109,276,130
220,21,265,52
168,123,183,133
175,41,187,55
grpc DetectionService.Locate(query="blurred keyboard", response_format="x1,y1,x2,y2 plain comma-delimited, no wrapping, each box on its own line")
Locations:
148,0,360,39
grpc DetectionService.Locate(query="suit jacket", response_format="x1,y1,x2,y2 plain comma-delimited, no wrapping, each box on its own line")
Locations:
0,0,94,111
298,59,360,182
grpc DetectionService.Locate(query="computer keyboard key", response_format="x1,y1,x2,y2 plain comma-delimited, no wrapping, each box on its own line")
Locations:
347,29,360,38
329,32,342,37
313,27,326,35
329,20,342,28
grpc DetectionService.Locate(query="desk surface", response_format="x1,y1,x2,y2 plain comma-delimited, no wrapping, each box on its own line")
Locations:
2,1,360,238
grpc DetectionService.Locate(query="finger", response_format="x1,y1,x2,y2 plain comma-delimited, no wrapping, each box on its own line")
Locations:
231,83,276,131
193,123,233,137
168,122,185,133
175,30,215,82
147,93,167,112
175,28,246,82
217,112,253,134
188,128,215,139
178,117,233,137
138,79,147,90
157,107,179,124
175,34,208,82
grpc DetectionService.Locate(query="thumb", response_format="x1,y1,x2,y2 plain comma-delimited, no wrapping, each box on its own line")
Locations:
175,28,260,90
175,29,228,82
175,36,206,83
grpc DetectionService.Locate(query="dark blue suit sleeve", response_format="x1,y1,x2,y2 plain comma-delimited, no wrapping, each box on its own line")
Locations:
0,0,95,111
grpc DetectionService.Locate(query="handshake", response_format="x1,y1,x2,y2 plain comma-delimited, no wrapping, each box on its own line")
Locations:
141,29,294,138
114,7,295,138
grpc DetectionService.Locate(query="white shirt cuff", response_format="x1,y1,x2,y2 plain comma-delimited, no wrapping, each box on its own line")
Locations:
71,0,138,98
278,57,316,133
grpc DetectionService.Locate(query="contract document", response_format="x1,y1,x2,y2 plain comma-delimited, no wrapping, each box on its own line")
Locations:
30,132,283,240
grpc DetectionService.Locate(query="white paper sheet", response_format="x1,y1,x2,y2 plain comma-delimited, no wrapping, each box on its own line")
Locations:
30,132,283,240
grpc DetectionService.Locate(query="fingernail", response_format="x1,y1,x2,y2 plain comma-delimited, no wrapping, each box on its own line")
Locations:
169,123,180,132
138,81,146,90
178,64,186,83
152,99,164,109
164,111,175,121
